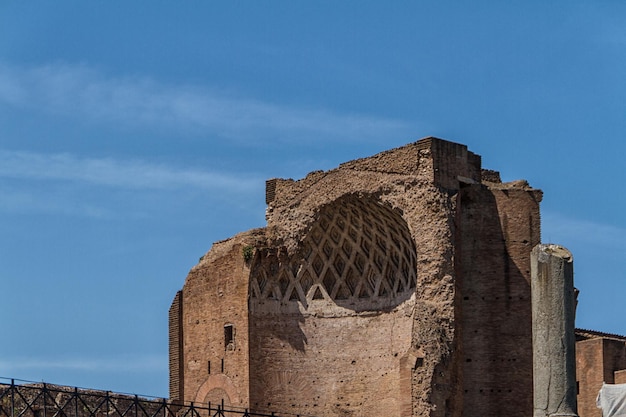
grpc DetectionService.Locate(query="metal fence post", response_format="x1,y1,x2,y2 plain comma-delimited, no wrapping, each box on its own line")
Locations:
43,383,47,417
74,387,79,417
10,380,15,417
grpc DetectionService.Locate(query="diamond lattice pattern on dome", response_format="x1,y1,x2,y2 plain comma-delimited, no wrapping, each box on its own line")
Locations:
250,196,417,306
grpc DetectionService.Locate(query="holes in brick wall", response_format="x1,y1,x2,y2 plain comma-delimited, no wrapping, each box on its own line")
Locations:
224,324,234,351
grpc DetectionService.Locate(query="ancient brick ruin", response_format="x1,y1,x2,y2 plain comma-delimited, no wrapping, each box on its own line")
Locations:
2,136,623,417
169,137,547,417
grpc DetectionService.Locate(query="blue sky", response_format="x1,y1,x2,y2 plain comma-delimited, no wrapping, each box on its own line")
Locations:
1,1,625,398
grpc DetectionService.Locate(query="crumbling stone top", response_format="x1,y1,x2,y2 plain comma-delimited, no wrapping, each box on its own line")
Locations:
263,137,542,253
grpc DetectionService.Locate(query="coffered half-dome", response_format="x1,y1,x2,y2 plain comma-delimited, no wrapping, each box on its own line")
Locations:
250,194,417,312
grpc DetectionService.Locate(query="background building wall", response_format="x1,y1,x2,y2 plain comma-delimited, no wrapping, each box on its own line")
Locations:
576,335,626,417
577,338,605,417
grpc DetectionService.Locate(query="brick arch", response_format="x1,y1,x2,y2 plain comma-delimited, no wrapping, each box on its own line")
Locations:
250,194,417,310
194,374,240,406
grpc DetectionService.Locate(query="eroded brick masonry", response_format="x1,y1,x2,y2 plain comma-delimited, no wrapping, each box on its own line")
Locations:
168,137,621,417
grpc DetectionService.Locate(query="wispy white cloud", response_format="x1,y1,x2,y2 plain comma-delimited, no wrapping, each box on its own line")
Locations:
0,149,259,191
0,61,412,141
0,149,264,218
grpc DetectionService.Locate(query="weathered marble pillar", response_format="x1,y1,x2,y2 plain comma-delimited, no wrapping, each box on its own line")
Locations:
531,244,578,417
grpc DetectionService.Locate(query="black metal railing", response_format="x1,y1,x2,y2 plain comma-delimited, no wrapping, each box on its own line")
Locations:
0,378,314,417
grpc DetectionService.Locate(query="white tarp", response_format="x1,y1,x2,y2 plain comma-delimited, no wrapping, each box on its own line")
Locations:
598,383,626,417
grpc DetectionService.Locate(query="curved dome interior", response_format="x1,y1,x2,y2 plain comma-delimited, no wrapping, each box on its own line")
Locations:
250,195,417,309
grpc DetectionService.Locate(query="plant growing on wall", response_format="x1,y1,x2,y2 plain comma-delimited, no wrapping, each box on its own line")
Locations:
242,245,254,262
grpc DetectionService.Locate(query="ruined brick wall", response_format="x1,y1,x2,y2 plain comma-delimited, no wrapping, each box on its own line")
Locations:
258,138,485,417
248,195,418,416
170,137,543,417
168,291,183,401
459,180,541,417
249,306,415,416
175,230,263,408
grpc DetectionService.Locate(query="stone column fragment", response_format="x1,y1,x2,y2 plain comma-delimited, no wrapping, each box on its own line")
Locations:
532,244,578,417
